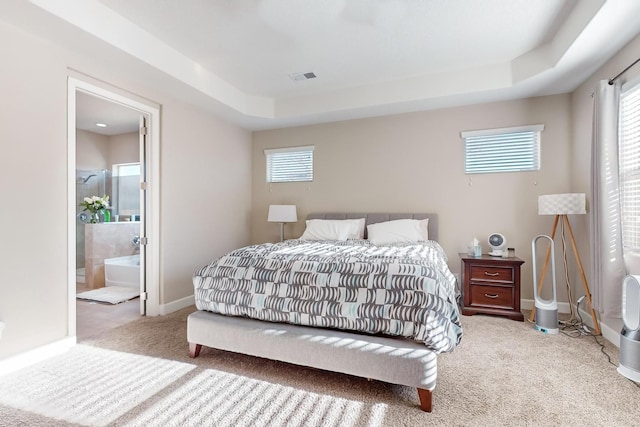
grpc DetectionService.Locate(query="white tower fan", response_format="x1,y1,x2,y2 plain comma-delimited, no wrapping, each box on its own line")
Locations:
619,275,640,382
532,235,559,334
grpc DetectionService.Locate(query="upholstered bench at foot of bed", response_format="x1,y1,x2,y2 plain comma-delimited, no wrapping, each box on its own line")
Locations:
187,310,437,412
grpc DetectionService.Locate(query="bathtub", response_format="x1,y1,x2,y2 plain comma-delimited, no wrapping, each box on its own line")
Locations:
104,255,140,288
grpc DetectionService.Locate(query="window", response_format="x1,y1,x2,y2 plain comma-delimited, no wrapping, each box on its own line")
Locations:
114,163,140,177
111,162,140,216
619,82,640,250
461,125,543,174
265,146,314,183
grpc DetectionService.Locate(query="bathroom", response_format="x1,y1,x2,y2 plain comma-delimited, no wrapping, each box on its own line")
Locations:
75,167,141,290
75,91,143,339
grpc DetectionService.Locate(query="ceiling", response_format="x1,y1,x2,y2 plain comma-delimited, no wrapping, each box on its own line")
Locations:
76,92,140,136
4,0,640,130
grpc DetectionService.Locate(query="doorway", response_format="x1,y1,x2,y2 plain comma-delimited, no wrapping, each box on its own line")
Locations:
67,77,160,340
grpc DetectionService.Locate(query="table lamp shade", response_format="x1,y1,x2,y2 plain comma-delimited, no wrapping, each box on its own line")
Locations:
268,205,297,223
538,193,586,215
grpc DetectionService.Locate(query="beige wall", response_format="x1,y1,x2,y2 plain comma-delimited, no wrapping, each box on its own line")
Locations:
108,132,139,166
77,130,138,171
252,94,574,302
76,129,109,170
0,21,252,359
159,101,253,304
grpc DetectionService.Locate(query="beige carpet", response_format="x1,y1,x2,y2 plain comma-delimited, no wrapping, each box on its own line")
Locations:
0,308,639,426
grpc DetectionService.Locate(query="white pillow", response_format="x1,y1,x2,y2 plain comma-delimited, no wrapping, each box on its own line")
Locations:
300,219,361,241
367,219,429,245
348,218,366,239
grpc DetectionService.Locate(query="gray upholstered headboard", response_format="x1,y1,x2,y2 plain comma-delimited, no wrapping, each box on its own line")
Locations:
306,213,438,242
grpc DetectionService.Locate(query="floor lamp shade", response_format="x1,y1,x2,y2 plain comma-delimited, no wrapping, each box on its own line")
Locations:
268,205,297,241
538,193,586,215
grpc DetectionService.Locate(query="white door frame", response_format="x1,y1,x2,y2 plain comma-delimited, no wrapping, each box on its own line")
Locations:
67,77,161,338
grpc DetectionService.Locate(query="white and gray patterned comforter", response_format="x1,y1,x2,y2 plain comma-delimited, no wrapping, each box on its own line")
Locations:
193,239,462,353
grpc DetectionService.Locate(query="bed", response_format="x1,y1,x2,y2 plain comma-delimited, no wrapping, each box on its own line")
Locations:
188,213,462,412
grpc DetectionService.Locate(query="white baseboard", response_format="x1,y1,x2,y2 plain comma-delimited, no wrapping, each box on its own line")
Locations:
159,294,195,315
599,319,621,348
0,336,76,376
521,299,572,314
575,307,621,348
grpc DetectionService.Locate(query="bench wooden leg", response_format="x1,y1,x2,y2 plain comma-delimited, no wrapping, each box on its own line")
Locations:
417,388,433,412
189,343,202,358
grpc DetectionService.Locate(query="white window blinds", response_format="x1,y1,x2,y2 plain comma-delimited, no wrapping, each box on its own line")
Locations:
461,125,543,174
619,82,640,250
265,146,314,183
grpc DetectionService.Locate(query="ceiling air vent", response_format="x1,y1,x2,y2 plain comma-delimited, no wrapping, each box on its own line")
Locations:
289,72,317,81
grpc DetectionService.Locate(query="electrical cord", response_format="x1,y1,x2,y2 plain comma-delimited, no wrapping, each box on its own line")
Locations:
572,298,640,389
559,294,585,338
560,220,576,321
535,296,640,388
573,305,613,364
582,323,640,389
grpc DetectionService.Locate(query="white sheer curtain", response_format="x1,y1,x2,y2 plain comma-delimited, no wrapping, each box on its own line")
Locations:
590,80,626,318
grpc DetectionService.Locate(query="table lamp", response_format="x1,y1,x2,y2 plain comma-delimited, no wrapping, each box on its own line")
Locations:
268,205,297,242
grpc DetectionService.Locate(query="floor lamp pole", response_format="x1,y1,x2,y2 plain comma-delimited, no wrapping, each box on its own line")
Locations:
529,214,601,335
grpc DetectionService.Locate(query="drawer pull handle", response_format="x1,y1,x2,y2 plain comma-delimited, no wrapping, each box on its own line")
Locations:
484,293,499,299
484,272,499,277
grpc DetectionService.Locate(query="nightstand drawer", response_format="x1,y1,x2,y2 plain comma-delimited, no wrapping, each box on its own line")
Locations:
470,265,515,283
469,283,515,309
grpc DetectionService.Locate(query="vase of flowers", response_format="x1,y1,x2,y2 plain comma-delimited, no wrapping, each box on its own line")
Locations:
80,195,110,223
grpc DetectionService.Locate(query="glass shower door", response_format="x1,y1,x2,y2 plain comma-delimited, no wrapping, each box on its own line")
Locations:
75,169,108,284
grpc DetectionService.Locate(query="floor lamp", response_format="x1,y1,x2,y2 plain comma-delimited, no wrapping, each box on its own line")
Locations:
530,193,601,335
268,205,297,242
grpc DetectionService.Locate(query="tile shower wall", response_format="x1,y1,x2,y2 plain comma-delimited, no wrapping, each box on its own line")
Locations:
85,222,140,288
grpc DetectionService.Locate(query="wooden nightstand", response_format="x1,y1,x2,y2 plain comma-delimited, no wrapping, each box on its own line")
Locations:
459,253,525,321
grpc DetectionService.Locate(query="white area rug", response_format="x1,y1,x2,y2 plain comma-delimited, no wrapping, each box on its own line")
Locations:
77,286,139,304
